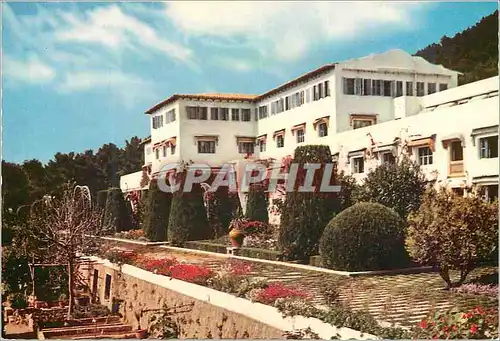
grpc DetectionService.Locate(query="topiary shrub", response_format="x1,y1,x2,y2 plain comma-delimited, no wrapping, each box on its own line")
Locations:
143,180,171,242
278,145,338,262
356,156,427,220
168,173,212,245
245,183,269,223
406,188,498,288
319,202,408,271
102,188,133,233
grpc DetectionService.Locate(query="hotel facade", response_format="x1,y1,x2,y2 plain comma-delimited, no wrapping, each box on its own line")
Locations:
120,49,499,203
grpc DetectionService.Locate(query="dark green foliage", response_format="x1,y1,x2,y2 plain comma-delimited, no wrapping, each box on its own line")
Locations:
356,156,427,219
415,10,498,85
319,202,408,271
245,184,269,223
168,176,212,245
278,145,338,262
207,188,241,237
96,190,108,212
103,188,133,233
143,181,171,241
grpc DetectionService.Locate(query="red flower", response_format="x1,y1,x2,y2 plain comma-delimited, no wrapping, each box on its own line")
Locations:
469,324,478,334
419,320,428,329
475,306,485,315
432,335,438,339
255,283,309,305
168,264,213,285
452,325,457,331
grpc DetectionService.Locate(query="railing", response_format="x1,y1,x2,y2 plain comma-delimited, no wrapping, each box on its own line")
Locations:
449,160,464,176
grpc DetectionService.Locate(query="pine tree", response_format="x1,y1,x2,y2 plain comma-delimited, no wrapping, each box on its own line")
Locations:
143,180,171,241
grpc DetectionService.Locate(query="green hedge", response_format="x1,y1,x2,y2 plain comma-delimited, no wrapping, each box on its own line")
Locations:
184,241,283,261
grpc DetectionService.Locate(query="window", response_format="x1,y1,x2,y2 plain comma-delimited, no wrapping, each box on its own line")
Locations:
104,274,111,300
279,98,284,112
324,81,330,97
318,122,328,137
296,129,305,144
418,146,433,165
406,81,414,96
259,140,266,152
353,119,373,130
363,79,372,96
318,83,324,99
343,78,355,95
241,109,251,121
382,152,395,164
313,85,318,100
210,108,218,120
439,83,448,91
276,135,284,148
416,82,425,97
92,270,99,295
152,115,163,129
186,106,207,120
155,149,159,159
383,80,392,97
166,109,176,123
170,145,176,155
232,108,240,121
372,80,382,96
452,188,464,197
300,91,305,105
395,81,403,97
479,136,498,158
480,185,499,203
146,147,152,155
238,142,254,154
354,78,362,95
162,146,167,157
220,108,229,121
258,106,267,119
285,96,291,110
352,157,364,173
428,83,437,94
198,141,216,154
450,141,463,161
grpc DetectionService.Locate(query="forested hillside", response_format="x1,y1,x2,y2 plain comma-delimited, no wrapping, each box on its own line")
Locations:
415,10,498,85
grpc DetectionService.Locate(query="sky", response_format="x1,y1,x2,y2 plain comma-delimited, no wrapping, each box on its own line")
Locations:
2,1,498,164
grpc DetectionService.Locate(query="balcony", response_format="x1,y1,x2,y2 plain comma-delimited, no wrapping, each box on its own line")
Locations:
449,160,464,176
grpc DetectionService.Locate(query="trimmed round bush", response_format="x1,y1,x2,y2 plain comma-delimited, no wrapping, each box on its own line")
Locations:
319,202,408,271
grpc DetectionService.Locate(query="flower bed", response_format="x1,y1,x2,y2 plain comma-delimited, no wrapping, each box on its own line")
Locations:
450,284,498,297
101,252,499,339
113,229,148,242
183,240,283,261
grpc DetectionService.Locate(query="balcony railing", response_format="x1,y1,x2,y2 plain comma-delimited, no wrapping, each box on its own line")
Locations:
449,160,464,176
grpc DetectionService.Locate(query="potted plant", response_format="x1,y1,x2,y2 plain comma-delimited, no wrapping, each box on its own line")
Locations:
134,309,147,339
58,294,67,308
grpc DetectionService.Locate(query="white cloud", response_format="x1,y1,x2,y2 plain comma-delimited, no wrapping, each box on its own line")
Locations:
56,70,158,108
166,2,426,62
3,55,56,84
55,5,193,62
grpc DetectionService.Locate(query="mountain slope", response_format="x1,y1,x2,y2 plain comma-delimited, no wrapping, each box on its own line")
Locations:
415,10,498,85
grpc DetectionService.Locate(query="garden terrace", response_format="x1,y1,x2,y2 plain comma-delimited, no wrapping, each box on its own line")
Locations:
98,238,498,330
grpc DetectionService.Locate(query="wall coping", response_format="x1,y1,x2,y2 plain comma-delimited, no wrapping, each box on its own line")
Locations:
99,236,170,246
159,245,432,277
89,256,378,340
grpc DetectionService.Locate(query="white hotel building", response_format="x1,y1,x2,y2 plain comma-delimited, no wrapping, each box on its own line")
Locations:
121,49,499,202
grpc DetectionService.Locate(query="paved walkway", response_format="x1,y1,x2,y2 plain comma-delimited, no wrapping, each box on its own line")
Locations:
105,241,498,328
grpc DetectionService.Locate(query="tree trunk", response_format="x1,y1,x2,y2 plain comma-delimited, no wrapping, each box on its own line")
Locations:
458,268,470,287
67,261,75,319
438,265,452,289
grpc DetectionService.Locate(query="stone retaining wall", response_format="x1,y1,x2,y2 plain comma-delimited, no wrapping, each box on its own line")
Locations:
81,257,376,339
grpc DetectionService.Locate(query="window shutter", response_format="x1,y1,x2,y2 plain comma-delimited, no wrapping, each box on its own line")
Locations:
354,78,362,95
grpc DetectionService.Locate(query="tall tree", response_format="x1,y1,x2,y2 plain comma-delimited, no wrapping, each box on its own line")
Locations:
27,183,105,317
